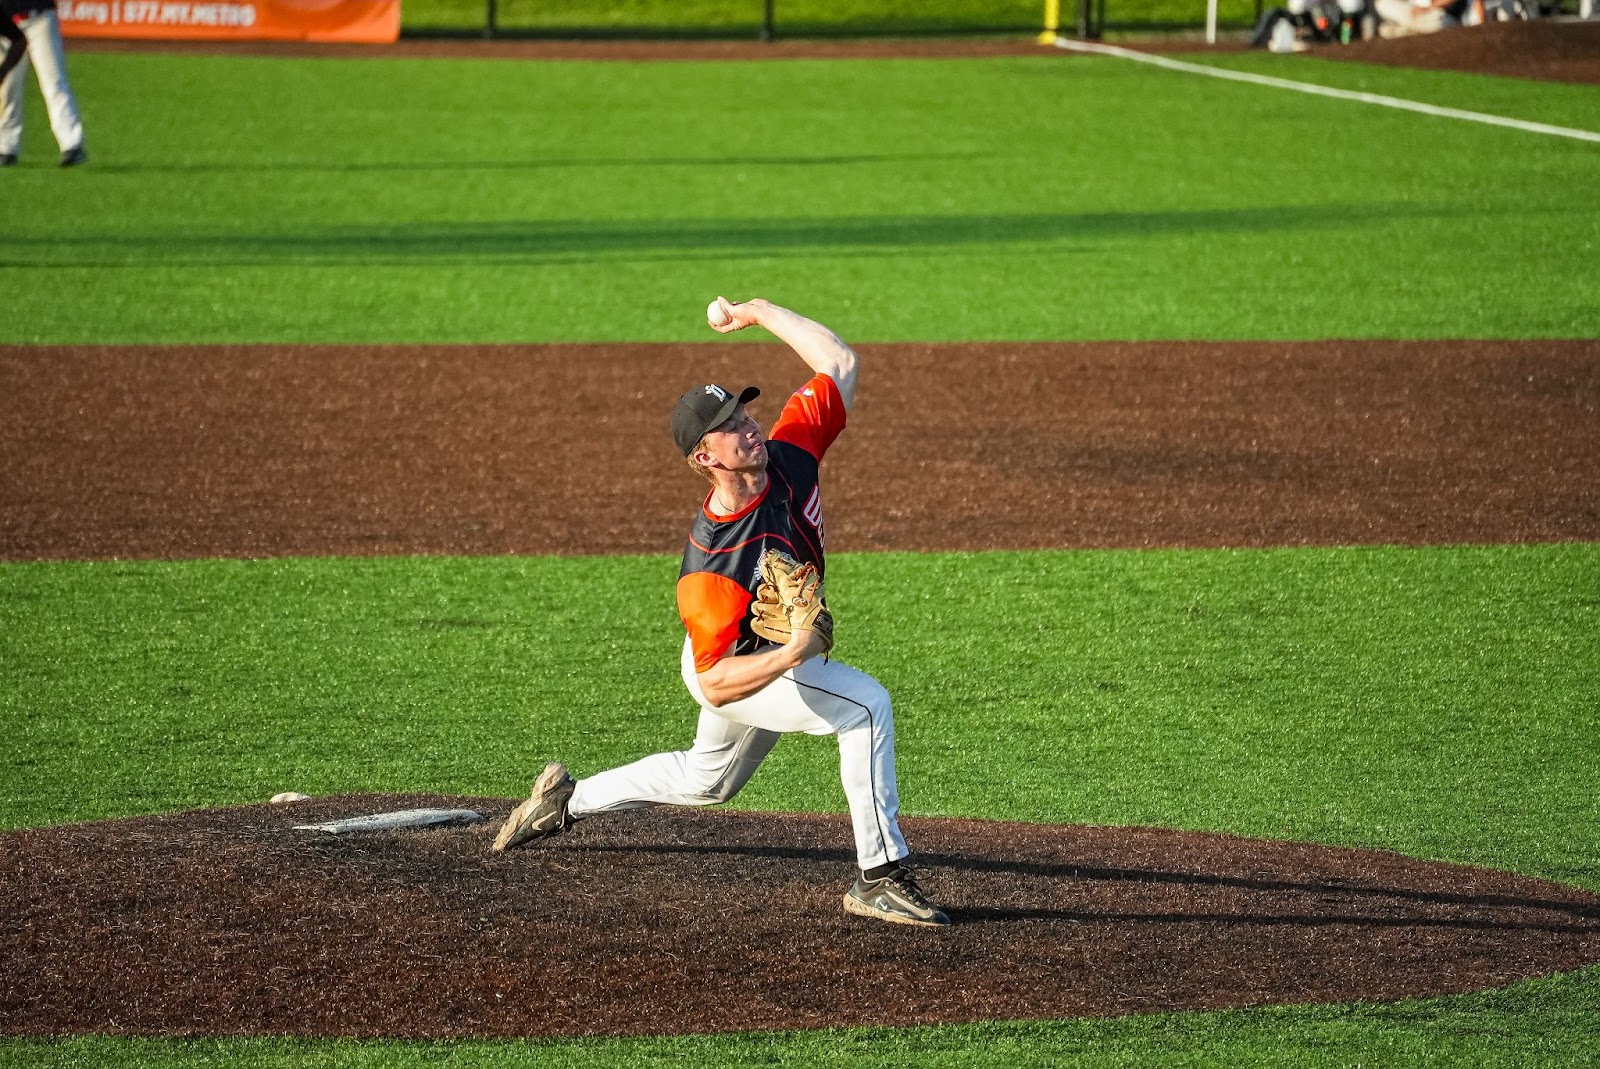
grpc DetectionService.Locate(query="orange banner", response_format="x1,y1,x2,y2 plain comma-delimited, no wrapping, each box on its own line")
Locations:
58,0,400,43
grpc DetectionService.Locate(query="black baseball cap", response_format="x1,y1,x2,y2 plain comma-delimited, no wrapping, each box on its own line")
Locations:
672,383,761,456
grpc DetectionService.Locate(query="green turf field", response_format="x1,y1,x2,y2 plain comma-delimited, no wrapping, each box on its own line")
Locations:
3,546,1597,1066
3,50,1597,342
4,545,1597,884
3,39,1598,1069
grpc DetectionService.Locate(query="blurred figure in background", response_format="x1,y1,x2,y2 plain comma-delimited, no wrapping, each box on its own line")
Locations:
1336,0,1380,42
0,0,86,167
1374,0,1475,36
1250,0,1349,51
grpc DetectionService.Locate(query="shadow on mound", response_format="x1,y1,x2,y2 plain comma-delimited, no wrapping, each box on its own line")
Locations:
3,794,1597,1039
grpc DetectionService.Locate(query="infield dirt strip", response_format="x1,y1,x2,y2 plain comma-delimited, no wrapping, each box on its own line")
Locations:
1,340,1597,561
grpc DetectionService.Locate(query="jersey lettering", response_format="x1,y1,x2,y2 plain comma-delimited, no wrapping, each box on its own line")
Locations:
802,485,824,547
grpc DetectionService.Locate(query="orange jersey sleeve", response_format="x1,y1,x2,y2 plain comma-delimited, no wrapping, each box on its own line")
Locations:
677,571,753,673
769,373,847,461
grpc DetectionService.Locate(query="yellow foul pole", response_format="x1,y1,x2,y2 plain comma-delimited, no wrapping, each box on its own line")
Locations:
1039,0,1060,44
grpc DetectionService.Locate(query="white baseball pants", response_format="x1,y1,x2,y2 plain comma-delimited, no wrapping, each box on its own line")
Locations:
1373,0,1447,34
567,637,910,871
0,10,84,157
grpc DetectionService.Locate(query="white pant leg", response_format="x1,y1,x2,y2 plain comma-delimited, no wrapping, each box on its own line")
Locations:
681,638,908,871
1374,0,1445,32
0,45,25,157
568,708,780,816
20,11,82,152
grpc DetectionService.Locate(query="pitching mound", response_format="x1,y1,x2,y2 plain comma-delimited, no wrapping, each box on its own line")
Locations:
4,794,1597,1039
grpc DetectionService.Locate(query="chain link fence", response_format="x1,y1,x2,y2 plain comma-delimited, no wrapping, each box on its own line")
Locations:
400,0,1271,39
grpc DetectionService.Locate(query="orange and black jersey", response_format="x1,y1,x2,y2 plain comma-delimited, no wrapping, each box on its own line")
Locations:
677,372,847,673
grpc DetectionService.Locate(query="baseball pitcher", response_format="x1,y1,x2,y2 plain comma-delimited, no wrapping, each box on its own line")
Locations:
493,298,947,928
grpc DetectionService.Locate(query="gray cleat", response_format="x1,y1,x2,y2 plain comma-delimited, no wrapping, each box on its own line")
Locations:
492,762,576,853
843,863,949,927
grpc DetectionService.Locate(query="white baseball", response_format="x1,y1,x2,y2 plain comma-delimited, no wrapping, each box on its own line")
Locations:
707,299,732,328
270,792,310,804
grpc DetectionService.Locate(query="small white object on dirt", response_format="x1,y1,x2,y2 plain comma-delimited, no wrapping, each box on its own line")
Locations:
270,792,311,804
293,808,485,835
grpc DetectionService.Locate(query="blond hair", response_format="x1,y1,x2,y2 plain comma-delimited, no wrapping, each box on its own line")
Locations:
686,436,717,483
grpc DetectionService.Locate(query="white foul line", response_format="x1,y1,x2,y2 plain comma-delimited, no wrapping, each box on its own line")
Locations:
1054,38,1600,144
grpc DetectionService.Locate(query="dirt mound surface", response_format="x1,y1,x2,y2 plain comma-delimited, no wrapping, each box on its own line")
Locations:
3,795,1597,1038
1319,18,1600,85
3,340,1596,561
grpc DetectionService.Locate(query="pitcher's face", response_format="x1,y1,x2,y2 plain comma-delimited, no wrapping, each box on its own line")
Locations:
696,406,767,473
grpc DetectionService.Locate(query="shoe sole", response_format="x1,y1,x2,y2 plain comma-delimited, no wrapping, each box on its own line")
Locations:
842,892,949,927
491,762,571,853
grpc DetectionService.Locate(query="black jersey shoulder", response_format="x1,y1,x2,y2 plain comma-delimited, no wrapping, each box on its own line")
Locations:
678,441,825,586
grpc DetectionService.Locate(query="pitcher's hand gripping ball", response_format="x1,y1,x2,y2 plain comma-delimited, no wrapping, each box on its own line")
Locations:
707,297,733,328
750,548,834,653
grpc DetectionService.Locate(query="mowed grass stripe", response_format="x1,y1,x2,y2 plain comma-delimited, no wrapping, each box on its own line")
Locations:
3,544,1594,887
3,53,1597,342
3,544,1596,1062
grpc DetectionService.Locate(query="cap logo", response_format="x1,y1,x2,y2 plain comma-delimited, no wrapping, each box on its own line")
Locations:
704,385,729,402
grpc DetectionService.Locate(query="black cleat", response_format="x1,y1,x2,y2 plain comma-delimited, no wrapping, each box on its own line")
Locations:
844,863,950,927
60,145,87,167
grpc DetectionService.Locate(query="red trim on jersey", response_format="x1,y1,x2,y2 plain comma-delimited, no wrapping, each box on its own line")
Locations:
770,373,846,461
677,571,753,672
701,485,768,523
687,532,801,558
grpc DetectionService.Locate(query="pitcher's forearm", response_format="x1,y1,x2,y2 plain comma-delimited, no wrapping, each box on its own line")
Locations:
744,300,860,409
696,630,829,707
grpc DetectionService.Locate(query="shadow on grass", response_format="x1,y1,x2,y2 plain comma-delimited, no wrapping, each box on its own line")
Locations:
6,204,1446,267
87,152,980,176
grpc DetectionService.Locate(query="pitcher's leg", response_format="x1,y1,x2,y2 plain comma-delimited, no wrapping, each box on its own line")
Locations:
788,656,910,870
0,50,26,158
21,12,82,153
699,652,910,868
568,708,779,817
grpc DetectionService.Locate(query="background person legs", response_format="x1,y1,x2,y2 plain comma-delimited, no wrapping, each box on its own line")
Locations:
0,42,25,160
1375,0,1448,35
18,7,83,161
